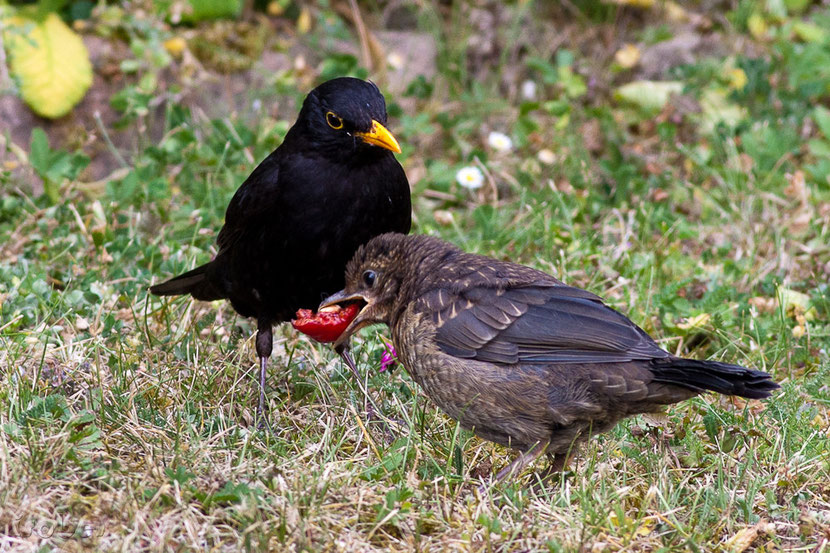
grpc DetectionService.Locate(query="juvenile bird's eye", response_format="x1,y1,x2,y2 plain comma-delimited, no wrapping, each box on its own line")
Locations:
362,270,377,287
326,111,344,130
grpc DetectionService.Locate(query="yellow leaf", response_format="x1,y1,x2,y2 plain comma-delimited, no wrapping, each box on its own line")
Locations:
664,1,689,22
614,44,640,69
296,7,312,34
677,312,710,330
727,68,748,91
747,13,768,40
3,13,93,119
636,518,655,536
777,287,816,321
163,37,187,57
267,1,284,16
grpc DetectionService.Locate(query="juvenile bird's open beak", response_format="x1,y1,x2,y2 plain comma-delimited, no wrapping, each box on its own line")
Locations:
356,120,402,153
319,290,374,350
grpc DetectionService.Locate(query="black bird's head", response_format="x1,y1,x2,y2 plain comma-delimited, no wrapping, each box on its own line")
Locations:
319,233,458,348
296,77,401,159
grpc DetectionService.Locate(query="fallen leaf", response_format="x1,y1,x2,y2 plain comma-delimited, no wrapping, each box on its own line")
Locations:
3,12,93,118
727,68,748,91
163,37,187,57
777,287,817,321
698,88,747,132
747,13,768,40
723,523,763,553
614,44,640,68
677,312,711,330
614,80,683,112
784,171,808,205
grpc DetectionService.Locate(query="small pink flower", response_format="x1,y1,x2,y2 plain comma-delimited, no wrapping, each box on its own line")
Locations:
380,342,398,372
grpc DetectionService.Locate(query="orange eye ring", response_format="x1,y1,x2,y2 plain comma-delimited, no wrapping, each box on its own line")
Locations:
326,111,344,130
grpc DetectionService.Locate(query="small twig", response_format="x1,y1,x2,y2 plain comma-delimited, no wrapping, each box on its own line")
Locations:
347,0,373,71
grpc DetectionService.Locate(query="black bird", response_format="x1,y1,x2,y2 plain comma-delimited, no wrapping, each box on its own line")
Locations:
151,78,411,422
320,234,778,484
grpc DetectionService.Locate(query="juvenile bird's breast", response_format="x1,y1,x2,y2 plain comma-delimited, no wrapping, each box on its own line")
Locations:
391,307,569,449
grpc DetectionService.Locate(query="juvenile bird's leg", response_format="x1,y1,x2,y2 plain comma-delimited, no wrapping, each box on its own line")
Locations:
528,452,574,493
479,440,550,493
255,322,273,430
335,342,402,442
335,342,375,409
546,452,571,473
335,342,362,382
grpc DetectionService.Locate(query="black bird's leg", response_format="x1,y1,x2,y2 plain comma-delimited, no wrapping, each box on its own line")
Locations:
255,322,273,429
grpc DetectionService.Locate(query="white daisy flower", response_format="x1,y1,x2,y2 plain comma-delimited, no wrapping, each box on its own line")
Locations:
487,131,513,152
521,80,537,100
537,149,556,165
456,166,484,189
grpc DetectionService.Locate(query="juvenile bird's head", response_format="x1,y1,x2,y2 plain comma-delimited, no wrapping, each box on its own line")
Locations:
298,77,401,158
319,233,459,348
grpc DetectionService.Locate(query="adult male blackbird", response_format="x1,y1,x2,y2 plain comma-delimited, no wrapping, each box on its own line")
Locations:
150,78,411,421
320,234,778,483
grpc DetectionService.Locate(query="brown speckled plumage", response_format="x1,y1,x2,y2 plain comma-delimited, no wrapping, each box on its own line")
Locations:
322,233,778,482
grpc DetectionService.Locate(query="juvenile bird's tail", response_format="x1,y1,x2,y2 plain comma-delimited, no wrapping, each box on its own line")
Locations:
650,357,778,400
150,263,224,301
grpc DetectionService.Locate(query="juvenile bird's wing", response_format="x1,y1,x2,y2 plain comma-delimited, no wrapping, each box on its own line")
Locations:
425,279,668,365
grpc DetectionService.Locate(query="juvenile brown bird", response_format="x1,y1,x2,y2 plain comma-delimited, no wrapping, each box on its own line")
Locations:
320,233,778,483
150,78,411,423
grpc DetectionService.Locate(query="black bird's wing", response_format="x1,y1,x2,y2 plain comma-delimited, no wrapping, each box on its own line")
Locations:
426,280,668,365
215,153,282,253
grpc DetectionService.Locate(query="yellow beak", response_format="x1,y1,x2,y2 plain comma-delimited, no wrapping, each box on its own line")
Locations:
356,120,402,154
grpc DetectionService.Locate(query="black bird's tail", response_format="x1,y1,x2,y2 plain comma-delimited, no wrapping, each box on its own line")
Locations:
650,357,778,400
150,263,224,301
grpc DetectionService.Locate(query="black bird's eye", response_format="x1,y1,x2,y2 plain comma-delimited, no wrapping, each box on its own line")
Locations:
326,111,344,130
362,270,377,288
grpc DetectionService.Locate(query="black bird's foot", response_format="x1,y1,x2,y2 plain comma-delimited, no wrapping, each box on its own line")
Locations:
254,354,279,435
255,324,273,432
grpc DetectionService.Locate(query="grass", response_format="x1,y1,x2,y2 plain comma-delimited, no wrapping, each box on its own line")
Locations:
1,1,829,551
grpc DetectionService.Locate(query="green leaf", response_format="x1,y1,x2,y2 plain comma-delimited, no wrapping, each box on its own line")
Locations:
808,139,830,159
4,13,93,118
29,128,50,176
785,0,812,15
526,56,559,85
156,0,242,23
28,127,90,203
792,21,828,44
703,413,720,442
813,106,830,140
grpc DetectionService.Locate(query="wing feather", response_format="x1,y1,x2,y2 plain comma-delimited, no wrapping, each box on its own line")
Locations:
428,282,668,365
